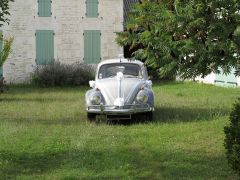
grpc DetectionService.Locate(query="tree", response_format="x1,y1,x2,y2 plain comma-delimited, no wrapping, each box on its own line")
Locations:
0,33,13,92
0,34,13,67
116,0,240,79
0,0,14,27
0,0,13,92
0,0,14,69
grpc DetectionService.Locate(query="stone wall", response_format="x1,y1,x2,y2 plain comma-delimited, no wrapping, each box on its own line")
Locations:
2,0,123,83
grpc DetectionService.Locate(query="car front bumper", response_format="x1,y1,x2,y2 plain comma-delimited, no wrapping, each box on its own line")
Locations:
87,104,154,114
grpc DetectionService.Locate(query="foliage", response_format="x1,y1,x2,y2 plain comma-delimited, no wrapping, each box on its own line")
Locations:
0,33,13,93
224,98,240,176
0,0,14,70
0,0,14,27
0,33,13,67
32,61,95,87
116,0,240,79
0,0,14,67
0,77,8,93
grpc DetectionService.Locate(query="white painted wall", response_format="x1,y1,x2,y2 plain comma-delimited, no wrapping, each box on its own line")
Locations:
195,73,216,85
2,0,123,83
196,73,240,87
237,77,240,86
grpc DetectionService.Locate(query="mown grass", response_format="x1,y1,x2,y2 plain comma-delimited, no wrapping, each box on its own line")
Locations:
0,82,239,179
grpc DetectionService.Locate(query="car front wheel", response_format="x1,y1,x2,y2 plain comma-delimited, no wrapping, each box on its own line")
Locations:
146,111,153,121
87,113,96,121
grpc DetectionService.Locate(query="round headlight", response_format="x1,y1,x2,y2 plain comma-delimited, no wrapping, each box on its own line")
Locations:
90,94,102,105
136,91,148,104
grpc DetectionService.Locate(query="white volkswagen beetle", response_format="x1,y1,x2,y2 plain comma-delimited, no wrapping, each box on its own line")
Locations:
85,58,154,121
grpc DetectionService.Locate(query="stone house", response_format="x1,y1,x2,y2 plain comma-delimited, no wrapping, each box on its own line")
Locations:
0,0,124,83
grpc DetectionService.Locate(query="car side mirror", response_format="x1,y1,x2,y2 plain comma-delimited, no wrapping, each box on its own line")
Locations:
89,80,95,88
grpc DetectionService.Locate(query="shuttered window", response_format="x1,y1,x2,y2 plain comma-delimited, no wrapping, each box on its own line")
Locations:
36,30,54,65
86,0,99,17
38,0,52,17
215,68,237,87
84,30,101,64
0,31,3,77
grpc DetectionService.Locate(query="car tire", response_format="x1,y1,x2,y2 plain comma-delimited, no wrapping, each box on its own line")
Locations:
146,111,153,121
87,113,96,121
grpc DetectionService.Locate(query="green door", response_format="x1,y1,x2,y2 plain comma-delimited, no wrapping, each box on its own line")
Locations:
215,68,237,87
84,30,101,64
36,30,54,65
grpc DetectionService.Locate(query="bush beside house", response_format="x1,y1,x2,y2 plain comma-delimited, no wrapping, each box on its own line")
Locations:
32,61,95,87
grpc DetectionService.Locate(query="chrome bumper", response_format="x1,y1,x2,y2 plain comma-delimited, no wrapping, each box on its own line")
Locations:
87,104,153,114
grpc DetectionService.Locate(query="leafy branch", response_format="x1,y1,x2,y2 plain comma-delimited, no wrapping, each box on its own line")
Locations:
117,0,240,79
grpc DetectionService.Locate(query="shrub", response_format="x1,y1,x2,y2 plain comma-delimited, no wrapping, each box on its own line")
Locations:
32,61,95,87
0,77,8,93
224,98,240,176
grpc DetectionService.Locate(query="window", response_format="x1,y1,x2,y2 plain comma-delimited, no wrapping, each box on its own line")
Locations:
84,30,101,64
86,0,99,17
36,30,54,65
98,63,142,79
38,0,52,17
0,31,3,77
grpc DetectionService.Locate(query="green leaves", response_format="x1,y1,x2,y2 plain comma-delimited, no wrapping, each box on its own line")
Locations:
234,26,240,47
0,33,13,67
117,0,240,79
0,0,14,27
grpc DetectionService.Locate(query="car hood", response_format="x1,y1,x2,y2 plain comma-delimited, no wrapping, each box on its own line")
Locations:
95,78,145,105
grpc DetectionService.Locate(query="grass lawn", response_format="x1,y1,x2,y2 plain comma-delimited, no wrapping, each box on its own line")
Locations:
0,82,239,179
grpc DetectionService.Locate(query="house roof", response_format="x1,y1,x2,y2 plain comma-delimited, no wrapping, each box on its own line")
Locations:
124,0,139,22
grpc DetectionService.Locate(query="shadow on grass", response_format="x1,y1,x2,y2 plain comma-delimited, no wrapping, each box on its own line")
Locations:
106,106,230,126
153,106,230,123
0,148,235,179
0,97,81,103
0,106,229,126
0,115,86,126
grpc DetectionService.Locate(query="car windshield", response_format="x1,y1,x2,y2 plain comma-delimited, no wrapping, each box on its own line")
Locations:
98,63,142,79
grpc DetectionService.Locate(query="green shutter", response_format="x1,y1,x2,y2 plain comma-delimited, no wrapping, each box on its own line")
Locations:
38,0,52,17
86,0,99,17
84,30,101,64
215,68,237,87
0,31,3,77
36,30,54,65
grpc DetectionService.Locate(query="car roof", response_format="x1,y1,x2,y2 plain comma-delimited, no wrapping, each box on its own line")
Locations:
98,59,144,67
